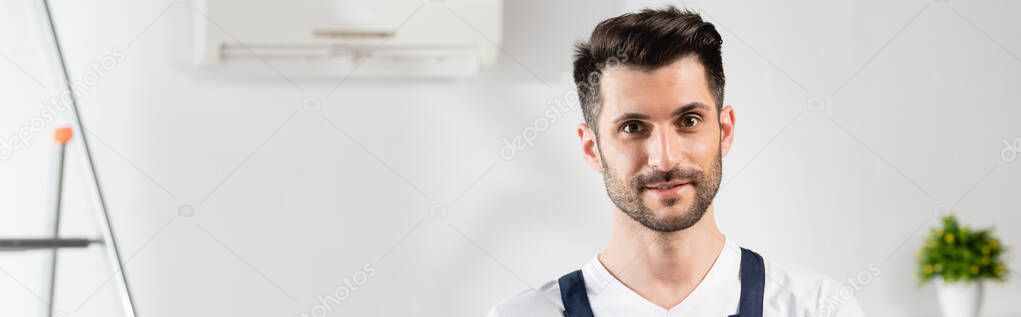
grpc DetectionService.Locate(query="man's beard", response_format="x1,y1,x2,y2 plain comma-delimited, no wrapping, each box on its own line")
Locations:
601,152,722,233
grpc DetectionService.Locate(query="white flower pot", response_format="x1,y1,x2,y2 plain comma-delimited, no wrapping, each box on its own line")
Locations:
936,278,983,317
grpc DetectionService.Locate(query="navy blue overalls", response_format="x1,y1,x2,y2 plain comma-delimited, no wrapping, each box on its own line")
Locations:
557,248,765,317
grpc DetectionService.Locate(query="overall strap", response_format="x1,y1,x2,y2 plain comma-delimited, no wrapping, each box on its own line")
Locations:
734,247,766,317
558,270,594,317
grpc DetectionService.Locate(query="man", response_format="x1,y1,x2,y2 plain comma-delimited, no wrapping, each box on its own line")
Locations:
487,7,864,317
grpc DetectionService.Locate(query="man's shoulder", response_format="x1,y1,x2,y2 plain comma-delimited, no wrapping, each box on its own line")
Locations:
486,279,564,317
761,257,867,317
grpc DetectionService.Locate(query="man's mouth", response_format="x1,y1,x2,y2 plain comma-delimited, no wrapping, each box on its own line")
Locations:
643,180,690,190
641,180,692,199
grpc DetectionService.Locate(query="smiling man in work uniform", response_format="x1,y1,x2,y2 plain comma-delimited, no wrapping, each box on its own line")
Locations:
487,6,866,317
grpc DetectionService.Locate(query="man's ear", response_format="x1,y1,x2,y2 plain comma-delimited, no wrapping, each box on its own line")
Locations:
719,105,736,157
578,123,604,173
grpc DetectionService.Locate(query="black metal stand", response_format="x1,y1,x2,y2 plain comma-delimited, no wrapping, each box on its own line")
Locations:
0,1,142,316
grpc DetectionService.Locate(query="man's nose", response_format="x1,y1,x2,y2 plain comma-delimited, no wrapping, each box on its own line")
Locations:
647,126,682,171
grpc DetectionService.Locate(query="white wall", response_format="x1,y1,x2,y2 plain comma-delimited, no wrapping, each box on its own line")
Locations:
1,0,1019,316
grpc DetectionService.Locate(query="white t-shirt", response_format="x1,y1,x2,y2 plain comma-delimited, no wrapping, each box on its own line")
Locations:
487,241,865,317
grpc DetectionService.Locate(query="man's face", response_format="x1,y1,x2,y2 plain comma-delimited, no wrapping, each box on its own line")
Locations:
578,56,735,232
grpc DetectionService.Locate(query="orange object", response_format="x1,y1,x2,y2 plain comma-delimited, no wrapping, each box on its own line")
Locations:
53,127,73,145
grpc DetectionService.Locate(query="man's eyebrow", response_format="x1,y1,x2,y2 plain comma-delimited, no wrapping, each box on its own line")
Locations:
610,112,650,124
670,102,712,117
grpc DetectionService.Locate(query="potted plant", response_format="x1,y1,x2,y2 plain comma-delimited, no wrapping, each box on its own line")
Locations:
917,215,1009,317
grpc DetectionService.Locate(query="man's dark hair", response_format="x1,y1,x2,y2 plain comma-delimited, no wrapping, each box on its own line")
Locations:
573,6,725,130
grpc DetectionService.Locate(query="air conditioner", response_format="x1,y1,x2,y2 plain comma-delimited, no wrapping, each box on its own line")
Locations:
195,0,502,78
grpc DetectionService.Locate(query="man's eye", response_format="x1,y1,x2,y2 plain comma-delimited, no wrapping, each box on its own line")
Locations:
678,115,702,128
621,121,645,134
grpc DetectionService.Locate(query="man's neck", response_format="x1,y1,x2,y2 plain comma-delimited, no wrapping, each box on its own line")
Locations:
598,205,726,310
